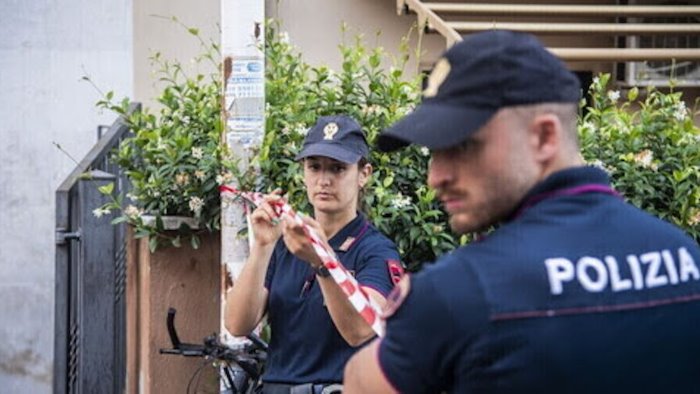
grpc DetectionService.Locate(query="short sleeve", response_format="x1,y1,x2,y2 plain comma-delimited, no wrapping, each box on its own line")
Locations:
377,263,488,393
354,237,401,297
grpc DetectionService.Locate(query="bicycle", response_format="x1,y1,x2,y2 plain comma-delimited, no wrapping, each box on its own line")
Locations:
159,307,268,394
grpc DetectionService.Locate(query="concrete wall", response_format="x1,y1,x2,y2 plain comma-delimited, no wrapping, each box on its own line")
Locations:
0,0,132,392
133,0,221,109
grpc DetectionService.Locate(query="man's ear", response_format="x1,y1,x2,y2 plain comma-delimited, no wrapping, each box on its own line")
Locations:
530,113,561,163
358,163,372,188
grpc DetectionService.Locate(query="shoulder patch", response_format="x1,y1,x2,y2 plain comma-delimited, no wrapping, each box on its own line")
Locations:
386,259,405,285
381,275,411,319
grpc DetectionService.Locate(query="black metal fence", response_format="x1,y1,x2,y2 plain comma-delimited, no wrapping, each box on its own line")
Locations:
54,104,139,394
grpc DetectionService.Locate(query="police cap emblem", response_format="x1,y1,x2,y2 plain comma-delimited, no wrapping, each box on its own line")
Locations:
323,122,339,140
423,58,451,98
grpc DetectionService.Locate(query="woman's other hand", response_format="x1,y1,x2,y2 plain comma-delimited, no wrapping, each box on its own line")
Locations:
281,214,328,268
249,190,284,247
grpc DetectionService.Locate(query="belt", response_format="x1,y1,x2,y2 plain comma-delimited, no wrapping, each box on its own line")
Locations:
262,382,343,394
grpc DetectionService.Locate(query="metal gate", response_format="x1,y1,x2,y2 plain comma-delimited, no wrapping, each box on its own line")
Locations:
54,104,138,394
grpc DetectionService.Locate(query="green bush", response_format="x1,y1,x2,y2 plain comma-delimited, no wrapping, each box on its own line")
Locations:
95,19,699,261
94,22,236,252
260,26,700,270
259,22,462,271
579,73,700,241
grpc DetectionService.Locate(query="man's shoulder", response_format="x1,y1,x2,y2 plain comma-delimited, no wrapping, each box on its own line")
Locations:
412,247,488,298
591,196,700,250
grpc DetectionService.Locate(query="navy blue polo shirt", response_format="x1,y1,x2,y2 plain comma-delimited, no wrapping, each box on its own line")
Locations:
263,213,398,384
379,166,700,393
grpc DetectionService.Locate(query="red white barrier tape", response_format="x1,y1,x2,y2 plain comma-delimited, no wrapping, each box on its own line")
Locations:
220,185,385,337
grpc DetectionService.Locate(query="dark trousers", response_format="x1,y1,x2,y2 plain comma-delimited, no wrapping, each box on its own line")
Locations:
262,382,343,394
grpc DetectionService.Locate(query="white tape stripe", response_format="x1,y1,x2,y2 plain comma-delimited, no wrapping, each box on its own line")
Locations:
348,291,368,310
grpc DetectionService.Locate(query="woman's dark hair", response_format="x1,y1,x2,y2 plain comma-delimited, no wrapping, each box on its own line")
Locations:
357,157,370,215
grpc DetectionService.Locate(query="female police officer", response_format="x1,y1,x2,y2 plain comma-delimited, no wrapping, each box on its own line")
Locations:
225,114,400,394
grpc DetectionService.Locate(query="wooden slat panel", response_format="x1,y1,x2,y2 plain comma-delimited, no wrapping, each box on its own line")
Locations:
447,22,700,35
425,3,700,17
398,0,700,63
550,48,700,61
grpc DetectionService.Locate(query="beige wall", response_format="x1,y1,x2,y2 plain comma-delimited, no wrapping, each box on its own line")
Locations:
266,0,446,76
132,0,445,110
132,0,698,107
133,0,220,108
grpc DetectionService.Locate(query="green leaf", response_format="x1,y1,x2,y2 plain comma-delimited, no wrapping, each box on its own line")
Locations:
190,235,201,249
98,183,115,195
155,215,164,232
627,87,639,102
111,216,127,225
148,237,159,253
134,229,151,239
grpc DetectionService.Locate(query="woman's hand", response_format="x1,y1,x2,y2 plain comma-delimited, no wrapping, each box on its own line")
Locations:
249,190,284,247
281,214,328,268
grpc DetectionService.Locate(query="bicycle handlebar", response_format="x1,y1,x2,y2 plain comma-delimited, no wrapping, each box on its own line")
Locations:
159,307,268,381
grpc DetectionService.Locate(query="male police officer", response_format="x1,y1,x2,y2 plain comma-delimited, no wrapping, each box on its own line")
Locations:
343,30,700,393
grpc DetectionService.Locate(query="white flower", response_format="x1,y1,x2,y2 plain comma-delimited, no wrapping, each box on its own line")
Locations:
175,173,190,186
194,170,206,181
92,207,110,218
191,147,204,159
189,196,204,214
581,121,595,132
279,32,290,44
391,193,412,209
281,126,290,135
124,205,141,220
633,149,654,169
593,76,600,85
673,101,687,122
294,123,309,136
327,70,339,83
362,105,382,116
216,172,234,185
689,210,700,226
607,90,620,103
420,147,429,156
587,159,609,173
126,193,138,202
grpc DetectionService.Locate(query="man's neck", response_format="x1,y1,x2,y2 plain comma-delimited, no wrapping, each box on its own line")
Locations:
538,151,585,183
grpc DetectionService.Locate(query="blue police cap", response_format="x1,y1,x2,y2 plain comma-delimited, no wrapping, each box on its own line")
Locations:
378,30,581,152
296,115,369,164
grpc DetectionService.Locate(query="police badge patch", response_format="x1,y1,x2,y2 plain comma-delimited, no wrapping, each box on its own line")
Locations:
381,275,411,319
386,259,405,285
